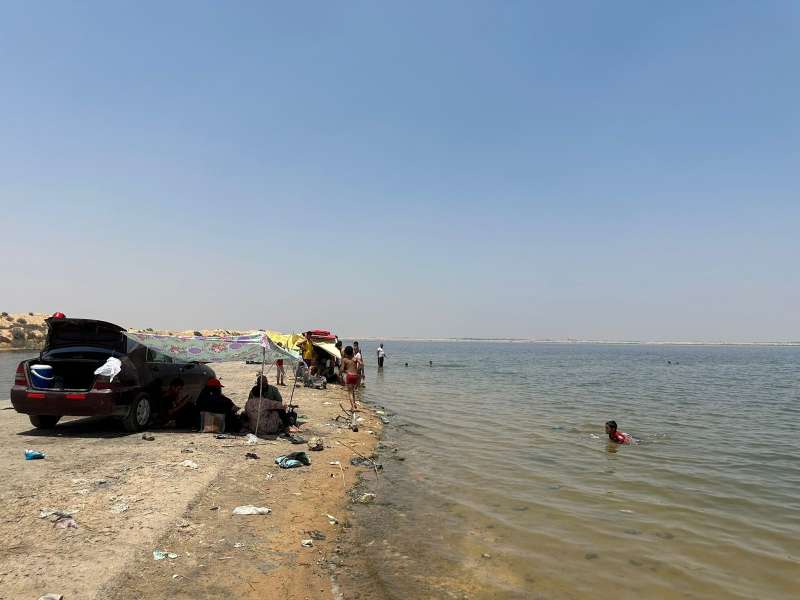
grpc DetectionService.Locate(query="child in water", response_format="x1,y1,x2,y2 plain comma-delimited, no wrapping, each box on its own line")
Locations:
605,420,633,444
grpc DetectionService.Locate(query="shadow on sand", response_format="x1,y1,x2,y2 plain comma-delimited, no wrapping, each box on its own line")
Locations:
17,416,137,439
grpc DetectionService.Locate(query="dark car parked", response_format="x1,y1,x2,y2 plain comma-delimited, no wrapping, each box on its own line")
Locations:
10,317,215,431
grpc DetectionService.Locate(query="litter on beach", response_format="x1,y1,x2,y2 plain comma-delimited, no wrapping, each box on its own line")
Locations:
25,449,46,460
180,460,199,469
232,506,271,515
153,550,178,560
275,452,311,469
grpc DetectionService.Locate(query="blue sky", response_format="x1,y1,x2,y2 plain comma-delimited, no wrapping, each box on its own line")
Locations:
1,1,798,341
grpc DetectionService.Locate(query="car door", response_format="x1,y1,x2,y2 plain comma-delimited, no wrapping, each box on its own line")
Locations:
144,348,180,399
175,360,207,401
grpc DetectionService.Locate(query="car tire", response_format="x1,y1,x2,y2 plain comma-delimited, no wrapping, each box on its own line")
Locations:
29,415,61,429
122,393,152,432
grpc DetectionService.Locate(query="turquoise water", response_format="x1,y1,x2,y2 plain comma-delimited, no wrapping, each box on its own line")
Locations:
344,342,800,599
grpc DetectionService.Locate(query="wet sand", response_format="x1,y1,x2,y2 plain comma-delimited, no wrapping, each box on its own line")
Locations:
0,362,382,600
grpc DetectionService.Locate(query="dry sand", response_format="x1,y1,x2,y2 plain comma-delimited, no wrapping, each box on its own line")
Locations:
0,362,382,600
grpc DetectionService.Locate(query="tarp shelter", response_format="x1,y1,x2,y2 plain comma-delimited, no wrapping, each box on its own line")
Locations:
313,340,341,360
266,331,306,353
124,331,301,363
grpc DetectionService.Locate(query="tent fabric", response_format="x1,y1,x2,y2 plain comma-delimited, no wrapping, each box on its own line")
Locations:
124,331,300,363
266,331,306,352
313,341,341,360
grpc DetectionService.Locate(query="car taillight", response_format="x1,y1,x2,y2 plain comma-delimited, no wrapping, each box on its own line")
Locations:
93,376,114,390
14,363,28,386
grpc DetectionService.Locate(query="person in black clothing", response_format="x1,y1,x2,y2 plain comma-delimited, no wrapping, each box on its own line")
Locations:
196,377,242,432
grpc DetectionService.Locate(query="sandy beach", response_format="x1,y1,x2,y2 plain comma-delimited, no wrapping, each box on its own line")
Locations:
0,362,382,600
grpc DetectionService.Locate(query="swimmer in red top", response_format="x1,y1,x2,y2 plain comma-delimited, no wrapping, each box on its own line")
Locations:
605,420,633,444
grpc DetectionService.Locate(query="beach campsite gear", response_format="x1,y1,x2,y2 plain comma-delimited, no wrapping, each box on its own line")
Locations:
29,364,54,389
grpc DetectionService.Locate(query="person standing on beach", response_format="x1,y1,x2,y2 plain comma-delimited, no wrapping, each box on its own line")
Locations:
341,346,360,412
275,358,285,386
376,343,386,368
302,332,316,374
353,341,365,385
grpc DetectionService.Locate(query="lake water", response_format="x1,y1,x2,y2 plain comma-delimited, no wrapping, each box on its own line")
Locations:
0,351,38,400
3,343,798,599
342,341,800,599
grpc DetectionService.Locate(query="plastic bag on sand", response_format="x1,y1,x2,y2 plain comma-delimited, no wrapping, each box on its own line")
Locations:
39,595,63,600
232,506,271,515
153,549,178,560
246,433,259,444
94,357,122,382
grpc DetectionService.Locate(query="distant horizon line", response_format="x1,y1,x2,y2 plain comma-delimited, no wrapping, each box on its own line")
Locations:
341,336,800,347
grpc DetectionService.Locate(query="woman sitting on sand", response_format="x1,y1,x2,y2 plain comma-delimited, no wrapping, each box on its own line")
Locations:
341,346,360,412
244,375,300,436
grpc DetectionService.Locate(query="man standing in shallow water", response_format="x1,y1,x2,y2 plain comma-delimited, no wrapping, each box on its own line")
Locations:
376,343,385,368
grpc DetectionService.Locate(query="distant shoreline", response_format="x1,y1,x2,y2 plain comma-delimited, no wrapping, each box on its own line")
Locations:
348,337,800,347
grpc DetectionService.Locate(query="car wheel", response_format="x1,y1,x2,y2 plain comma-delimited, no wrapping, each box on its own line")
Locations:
122,393,152,432
29,415,61,429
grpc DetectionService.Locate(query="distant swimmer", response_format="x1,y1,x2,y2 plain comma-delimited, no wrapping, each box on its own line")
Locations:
429,360,433,367
605,420,633,445
404,362,408,367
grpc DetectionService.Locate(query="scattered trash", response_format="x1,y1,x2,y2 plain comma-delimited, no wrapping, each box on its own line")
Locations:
350,456,382,470
286,434,306,445
619,509,635,514
110,502,129,514
209,506,220,511
301,539,314,547
233,542,245,548
265,473,274,480
25,449,46,460
40,509,78,528
482,553,492,559
141,433,155,441
379,417,390,425
153,550,178,560
244,452,260,460
180,460,199,469
326,513,339,525
357,493,376,504
245,433,259,444
590,434,600,439
172,574,181,579
275,452,311,469
38,595,63,600
307,437,324,451
232,506,271,515
329,461,341,466
308,530,326,540
322,401,332,406
181,448,194,453
214,434,235,439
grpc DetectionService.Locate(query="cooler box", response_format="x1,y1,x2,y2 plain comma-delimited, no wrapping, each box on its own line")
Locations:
30,364,54,389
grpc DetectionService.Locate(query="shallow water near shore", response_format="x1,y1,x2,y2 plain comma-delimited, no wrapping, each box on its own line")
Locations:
346,342,800,599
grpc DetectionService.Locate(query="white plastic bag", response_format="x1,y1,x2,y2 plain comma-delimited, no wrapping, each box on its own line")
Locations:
232,505,271,515
94,357,122,382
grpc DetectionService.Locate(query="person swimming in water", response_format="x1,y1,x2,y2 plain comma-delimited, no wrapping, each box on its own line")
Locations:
605,420,633,444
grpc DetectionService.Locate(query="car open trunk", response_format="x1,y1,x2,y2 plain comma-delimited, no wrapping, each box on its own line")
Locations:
29,317,129,391
28,357,107,391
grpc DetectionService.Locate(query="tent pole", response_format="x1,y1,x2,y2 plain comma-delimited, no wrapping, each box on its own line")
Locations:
255,345,265,435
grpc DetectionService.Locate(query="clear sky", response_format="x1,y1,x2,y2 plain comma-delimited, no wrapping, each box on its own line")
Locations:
1,1,798,342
